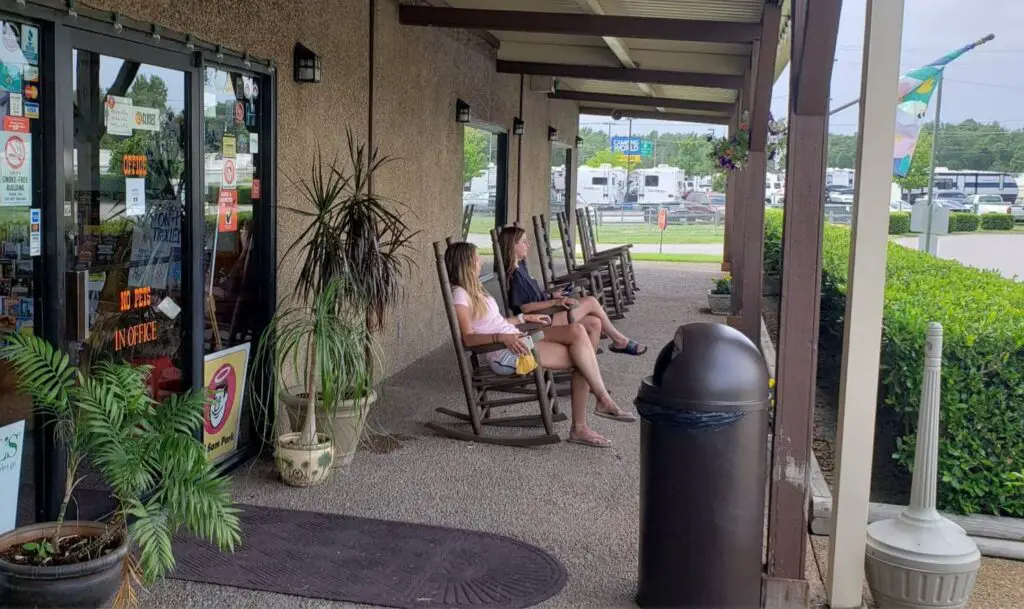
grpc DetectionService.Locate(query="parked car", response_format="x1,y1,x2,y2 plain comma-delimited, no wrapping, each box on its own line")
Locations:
683,191,711,205
932,191,969,210
708,192,726,207
830,188,855,204
964,194,1014,215
1012,202,1024,223
890,199,911,212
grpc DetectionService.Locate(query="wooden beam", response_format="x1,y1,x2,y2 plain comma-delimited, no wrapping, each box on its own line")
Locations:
766,0,841,588
579,106,729,125
550,90,733,113
497,61,744,90
791,0,842,115
739,2,781,346
398,5,761,43
420,0,500,48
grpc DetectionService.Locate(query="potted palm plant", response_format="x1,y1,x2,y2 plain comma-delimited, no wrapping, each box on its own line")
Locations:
261,128,416,480
707,275,732,315
0,334,240,609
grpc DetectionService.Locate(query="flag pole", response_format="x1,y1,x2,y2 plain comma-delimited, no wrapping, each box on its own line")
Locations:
921,78,943,256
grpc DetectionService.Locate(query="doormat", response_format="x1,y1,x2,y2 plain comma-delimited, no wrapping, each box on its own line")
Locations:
168,504,568,608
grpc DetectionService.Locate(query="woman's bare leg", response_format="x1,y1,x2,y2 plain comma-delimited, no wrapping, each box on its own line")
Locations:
573,296,636,348
538,324,628,417
534,340,609,445
580,315,601,348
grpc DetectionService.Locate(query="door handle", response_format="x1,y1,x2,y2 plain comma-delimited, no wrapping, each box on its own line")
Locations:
65,270,89,342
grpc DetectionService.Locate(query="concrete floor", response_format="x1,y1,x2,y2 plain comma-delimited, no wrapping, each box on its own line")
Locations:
145,261,727,608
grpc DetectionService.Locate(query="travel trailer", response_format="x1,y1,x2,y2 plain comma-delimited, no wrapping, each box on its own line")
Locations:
826,168,856,188
905,169,1019,203
632,165,685,207
463,163,497,208
577,164,627,207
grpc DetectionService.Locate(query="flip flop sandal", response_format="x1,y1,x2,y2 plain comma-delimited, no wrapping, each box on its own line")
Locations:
567,435,613,448
594,410,637,423
609,340,648,356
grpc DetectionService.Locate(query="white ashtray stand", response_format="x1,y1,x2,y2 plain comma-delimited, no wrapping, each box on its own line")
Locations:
865,322,981,609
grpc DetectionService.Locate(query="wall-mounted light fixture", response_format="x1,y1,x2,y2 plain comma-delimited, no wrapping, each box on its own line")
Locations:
456,99,471,123
548,127,558,142
293,43,322,83
575,135,583,147
512,117,524,135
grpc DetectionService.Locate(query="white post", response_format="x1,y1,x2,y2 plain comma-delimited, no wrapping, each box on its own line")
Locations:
826,0,905,607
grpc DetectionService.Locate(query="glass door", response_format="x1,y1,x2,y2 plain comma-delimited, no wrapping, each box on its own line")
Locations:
68,46,189,395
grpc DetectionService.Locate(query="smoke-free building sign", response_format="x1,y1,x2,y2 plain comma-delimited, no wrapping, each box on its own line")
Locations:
1,131,31,206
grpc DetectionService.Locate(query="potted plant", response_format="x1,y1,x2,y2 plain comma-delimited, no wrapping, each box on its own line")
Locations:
260,128,416,479
0,333,240,609
707,275,732,315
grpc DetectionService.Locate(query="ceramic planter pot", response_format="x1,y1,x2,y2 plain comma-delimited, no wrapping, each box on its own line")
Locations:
274,432,335,487
281,389,376,469
0,521,129,609
707,291,731,315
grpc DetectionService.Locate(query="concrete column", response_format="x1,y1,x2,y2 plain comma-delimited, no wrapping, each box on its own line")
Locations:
826,0,905,607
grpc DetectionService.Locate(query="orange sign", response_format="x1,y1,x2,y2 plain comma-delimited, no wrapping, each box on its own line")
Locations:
657,208,668,231
2,116,29,133
122,155,148,177
217,189,239,232
114,321,158,351
119,287,152,312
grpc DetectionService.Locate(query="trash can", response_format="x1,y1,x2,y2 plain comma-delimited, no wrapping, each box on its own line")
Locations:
635,322,770,609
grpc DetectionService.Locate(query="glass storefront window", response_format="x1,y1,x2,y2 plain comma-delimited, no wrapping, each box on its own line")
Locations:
0,17,42,527
202,67,263,463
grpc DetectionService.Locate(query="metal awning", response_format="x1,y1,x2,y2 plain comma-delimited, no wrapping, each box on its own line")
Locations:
400,0,792,125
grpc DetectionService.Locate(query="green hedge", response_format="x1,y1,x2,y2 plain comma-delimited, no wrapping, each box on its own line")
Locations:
764,209,1024,516
889,212,911,235
980,213,1014,231
948,212,979,233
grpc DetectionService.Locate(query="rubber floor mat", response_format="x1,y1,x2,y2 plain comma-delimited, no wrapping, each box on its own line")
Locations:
168,504,568,608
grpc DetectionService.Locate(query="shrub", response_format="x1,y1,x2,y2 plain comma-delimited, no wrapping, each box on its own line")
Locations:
889,212,911,235
765,210,1024,516
711,275,731,295
980,213,1014,231
948,212,979,233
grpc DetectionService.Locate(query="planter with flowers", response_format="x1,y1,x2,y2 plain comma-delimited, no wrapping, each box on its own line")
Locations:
707,276,732,315
708,111,786,172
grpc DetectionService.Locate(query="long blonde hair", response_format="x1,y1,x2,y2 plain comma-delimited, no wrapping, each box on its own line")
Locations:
445,242,488,319
497,226,526,287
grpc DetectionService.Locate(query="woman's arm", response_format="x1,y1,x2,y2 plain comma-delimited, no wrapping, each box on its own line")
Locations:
454,304,526,350
518,300,559,314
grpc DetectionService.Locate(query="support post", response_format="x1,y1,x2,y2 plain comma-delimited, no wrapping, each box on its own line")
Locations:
766,0,841,593
826,0,905,606
738,1,782,347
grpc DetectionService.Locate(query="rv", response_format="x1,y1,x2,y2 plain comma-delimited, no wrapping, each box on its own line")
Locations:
633,165,685,207
463,163,497,209
577,164,627,207
906,169,1019,203
826,168,856,189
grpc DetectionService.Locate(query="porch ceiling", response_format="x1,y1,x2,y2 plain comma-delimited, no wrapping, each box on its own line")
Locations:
401,0,792,125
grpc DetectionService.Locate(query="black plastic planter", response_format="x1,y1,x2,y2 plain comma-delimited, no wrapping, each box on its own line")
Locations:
0,521,129,609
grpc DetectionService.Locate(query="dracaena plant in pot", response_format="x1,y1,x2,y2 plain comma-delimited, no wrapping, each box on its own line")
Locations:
258,128,416,484
0,334,240,609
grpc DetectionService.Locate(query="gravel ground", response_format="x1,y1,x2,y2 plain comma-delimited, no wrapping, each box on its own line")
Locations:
142,262,727,609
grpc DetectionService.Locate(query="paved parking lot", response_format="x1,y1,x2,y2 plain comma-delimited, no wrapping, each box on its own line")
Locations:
897,233,1023,281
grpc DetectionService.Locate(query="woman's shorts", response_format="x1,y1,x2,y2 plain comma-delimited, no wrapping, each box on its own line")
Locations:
488,333,541,376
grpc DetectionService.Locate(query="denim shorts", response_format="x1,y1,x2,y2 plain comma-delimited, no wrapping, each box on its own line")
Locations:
488,333,541,376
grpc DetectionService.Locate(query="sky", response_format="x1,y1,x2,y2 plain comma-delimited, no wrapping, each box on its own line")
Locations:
579,0,1024,138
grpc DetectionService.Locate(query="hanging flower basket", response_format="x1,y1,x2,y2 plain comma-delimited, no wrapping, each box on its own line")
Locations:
708,111,787,173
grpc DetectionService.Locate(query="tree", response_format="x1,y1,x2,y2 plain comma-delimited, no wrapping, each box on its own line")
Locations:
894,130,932,190
673,135,714,177
463,128,490,183
712,173,727,192
577,126,609,165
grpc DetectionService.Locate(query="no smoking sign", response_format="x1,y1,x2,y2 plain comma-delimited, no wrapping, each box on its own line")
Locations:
4,136,25,171
222,158,237,190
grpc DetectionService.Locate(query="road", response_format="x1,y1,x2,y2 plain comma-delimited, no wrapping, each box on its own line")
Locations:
896,233,1023,281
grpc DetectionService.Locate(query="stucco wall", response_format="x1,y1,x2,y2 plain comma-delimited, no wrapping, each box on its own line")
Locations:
80,0,579,376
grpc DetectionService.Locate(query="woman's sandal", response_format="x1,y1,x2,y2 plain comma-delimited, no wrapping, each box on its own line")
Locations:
567,434,613,448
609,340,648,356
594,409,637,423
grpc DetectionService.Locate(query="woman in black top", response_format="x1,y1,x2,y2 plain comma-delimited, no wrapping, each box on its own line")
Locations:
498,226,647,356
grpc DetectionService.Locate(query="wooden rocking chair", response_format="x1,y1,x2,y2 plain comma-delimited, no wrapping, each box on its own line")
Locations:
461,204,475,241
536,214,628,320
427,240,566,447
557,211,634,306
575,207,639,295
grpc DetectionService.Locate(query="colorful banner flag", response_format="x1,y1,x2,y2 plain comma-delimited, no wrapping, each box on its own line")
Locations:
893,34,994,178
